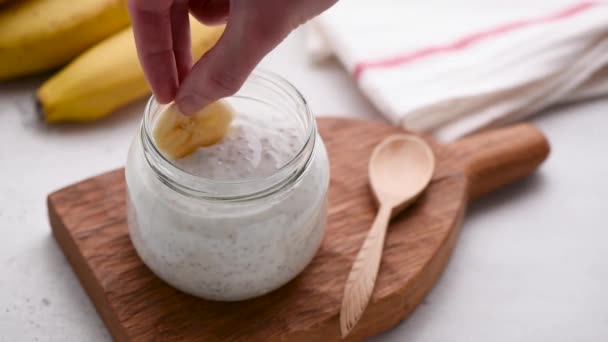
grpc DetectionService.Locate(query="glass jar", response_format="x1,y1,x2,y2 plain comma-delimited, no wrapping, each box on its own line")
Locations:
125,70,330,301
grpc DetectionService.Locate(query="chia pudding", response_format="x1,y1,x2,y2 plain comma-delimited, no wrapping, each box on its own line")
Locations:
125,71,330,301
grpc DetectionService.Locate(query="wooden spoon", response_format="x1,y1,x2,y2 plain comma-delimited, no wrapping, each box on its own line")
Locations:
340,134,436,338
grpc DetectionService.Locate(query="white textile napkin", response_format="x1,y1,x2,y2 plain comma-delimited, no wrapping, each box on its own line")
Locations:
308,0,608,141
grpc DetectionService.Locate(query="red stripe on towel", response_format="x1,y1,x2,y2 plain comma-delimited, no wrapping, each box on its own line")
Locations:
353,1,600,80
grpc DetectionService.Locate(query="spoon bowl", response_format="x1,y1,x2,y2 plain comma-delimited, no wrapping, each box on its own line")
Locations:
340,134,436,337
369,135,436,212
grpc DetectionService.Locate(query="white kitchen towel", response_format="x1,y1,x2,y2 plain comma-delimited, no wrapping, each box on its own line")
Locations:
308,0,608,141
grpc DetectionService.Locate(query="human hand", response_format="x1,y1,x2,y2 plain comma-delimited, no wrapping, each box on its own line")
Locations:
128,0,337,114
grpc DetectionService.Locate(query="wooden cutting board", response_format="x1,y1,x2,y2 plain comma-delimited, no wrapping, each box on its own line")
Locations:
48,117,549,342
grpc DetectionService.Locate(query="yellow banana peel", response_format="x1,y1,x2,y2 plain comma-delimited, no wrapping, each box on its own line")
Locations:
0,0,130,80
37,21,225,123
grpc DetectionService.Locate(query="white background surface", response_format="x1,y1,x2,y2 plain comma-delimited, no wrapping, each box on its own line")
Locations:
0,27,607,341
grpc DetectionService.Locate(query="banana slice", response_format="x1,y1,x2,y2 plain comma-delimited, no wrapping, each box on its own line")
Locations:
153,101,235,159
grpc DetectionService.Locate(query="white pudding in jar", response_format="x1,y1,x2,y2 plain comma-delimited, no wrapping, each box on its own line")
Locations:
125,70,330,301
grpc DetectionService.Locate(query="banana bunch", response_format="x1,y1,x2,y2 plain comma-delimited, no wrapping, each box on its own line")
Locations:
1,0,225,123
38,21,224,122
0,0,130,79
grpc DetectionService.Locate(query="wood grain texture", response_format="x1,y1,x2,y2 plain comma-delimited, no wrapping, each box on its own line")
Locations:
48,118,550,342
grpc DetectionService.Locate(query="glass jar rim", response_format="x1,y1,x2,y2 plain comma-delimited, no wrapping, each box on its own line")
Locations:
140,69,317,202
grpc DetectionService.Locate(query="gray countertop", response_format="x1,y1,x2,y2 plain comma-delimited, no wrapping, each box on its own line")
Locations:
0,27,606,341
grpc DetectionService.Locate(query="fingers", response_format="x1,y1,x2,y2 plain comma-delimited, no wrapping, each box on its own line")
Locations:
171,0,192,82
175,5,289,114
128,0,190,103
175,0,339,114
189,0,230,25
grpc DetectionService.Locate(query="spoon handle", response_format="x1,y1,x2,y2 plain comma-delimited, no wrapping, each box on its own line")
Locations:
340,205,392,338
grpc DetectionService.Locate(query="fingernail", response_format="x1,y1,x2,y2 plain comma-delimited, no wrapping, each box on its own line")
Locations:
176,95,202,115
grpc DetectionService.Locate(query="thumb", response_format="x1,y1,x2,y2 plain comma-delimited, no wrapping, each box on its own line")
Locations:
175,8,288,114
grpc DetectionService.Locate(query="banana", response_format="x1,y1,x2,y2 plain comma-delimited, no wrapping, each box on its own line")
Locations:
37,20,225,123
153,101,235,159
0,0,130,80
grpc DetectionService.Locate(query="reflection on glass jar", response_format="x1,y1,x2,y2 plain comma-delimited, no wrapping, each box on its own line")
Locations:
125,70,330,301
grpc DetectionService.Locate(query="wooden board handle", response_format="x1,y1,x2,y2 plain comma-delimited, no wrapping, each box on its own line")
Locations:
447,124,550,200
